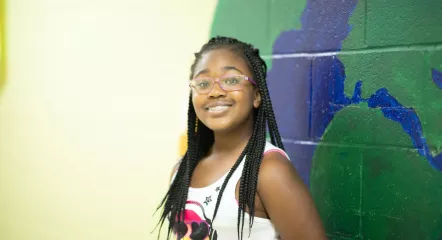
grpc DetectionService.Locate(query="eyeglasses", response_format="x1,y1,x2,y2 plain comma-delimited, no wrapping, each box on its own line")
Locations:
189,75,256,95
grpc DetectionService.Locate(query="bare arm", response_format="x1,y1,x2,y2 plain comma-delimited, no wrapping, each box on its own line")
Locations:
258,152,327,239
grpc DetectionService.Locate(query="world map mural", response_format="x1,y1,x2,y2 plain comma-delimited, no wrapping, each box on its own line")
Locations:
210,0,442,239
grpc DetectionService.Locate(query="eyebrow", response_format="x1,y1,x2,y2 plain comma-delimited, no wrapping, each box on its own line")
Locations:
222,66,244,74
194,66,244,78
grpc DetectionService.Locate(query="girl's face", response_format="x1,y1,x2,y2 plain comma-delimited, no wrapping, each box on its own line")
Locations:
191,48,261,133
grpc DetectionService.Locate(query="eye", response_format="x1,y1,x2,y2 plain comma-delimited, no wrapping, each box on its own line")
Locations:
223,76,241,85
195,79,211,89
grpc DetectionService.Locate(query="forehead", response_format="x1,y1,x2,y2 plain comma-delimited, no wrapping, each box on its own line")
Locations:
193,48,252,77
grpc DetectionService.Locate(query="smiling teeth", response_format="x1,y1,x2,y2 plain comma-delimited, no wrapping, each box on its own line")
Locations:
208,106,229,112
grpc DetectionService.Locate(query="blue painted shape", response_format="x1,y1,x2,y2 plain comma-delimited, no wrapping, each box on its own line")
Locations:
311,57,362,141
367,89,442,171
272,0,356,53
267,0,441,185
283,142,317,186
267,0,360,184
432,68,442,89
268,58,312,141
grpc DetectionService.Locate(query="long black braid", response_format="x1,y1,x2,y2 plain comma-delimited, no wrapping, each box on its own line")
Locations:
155,36,284,240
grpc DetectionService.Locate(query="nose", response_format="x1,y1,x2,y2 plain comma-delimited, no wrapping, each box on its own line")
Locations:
208,81,226,98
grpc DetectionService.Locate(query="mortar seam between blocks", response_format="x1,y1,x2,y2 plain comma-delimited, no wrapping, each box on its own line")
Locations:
261,43,442,59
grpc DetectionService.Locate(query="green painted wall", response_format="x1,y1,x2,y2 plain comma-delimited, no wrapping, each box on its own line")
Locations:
211,0,442,239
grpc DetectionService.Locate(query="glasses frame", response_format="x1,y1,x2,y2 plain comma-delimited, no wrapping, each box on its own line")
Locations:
189,74,257,95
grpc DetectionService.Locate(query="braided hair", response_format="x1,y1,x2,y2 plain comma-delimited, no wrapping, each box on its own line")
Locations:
156,36,284,240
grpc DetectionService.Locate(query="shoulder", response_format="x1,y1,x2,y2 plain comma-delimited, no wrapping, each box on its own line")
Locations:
259,144,294,186
263,142,290,160
258,142,298,195
257,143,327,239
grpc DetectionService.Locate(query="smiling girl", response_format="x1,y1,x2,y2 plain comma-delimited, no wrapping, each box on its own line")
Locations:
157,36,326,240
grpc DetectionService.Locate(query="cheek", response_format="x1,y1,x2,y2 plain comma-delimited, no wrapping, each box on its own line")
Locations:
231,91,255,108
191,95,205,115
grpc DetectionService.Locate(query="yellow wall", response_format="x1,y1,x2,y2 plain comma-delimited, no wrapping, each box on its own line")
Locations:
0,0,216,239
0,0,4,90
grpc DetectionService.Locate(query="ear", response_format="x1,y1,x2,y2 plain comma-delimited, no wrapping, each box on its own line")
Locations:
253,88,261,108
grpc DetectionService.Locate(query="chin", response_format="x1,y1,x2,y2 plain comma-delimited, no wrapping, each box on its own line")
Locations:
202,119,235,133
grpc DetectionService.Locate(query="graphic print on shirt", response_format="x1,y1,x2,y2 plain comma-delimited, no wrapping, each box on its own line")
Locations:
173,200,218,240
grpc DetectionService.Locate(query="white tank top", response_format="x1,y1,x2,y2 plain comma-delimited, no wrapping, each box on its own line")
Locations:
171,142,290,240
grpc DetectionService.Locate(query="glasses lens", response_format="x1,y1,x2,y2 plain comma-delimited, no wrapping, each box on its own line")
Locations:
193,78,213,94
220,76,244,91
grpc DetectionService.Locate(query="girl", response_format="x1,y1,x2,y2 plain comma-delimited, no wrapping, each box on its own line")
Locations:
157,36,326,240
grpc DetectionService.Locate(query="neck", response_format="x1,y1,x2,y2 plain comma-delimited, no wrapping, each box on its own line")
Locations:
211,119,254,155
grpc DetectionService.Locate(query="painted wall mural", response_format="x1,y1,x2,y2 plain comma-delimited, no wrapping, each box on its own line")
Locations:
210,0,442,239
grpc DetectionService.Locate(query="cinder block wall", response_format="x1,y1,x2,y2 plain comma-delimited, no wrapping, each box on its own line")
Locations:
211,0,442,239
